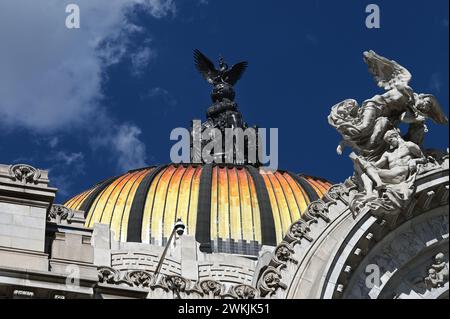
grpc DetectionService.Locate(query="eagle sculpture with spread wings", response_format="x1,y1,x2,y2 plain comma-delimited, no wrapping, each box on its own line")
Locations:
194,49,248,87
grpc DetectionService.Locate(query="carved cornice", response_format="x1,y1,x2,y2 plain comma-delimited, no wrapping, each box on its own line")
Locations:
96,267,258,299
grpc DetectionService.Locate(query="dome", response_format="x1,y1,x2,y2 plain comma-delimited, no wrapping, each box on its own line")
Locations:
64,163,331,256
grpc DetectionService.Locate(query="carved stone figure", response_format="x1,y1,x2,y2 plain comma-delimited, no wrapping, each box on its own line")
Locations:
349,130,427,219
425,253,449,289
329,51,448,222
329,51,448,160
351,130,425,196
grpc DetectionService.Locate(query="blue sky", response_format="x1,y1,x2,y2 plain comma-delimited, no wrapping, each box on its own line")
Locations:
0,0,448,202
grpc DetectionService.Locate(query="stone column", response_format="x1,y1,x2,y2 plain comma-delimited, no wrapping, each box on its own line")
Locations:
0,164,57,271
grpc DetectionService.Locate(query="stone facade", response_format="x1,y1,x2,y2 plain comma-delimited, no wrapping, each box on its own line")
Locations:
0,158,448,299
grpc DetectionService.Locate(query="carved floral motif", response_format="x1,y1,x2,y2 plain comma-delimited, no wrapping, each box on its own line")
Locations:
199,279,222,297
232,284,257,299
8,164,41,184
48,205,74,224
126,270,153,288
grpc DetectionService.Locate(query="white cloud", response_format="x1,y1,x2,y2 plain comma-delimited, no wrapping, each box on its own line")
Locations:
53,151,85,167
144,87,178,106
91,123,147,171
0,0,176,172
114,124,148,171
131,47,157,76
0,0,175,132
48,137,59,148
46,150,86,196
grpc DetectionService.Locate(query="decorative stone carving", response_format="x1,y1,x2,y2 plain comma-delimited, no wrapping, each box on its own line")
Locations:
232,284,257,299
326,184,348,203
47,205,74,224
274,243,297,265
126,270,153,288
8,164,41,184
254,180,356,297
98,267,120,285
96,266,261,299
305,200,330,222
287,220,313,242
258,267,287,297
424,253,449,289
349,130,427,223
328,51,448,224
199,279,222,297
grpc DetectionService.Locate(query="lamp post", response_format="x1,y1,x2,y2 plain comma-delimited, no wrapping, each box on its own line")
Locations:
153,218,185,281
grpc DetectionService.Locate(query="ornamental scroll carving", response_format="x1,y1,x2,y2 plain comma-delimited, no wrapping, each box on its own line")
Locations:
8,164,41,184
96,267,259,299
47,205,74,224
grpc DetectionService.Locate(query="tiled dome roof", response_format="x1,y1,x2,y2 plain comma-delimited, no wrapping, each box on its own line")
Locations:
65,163,331,256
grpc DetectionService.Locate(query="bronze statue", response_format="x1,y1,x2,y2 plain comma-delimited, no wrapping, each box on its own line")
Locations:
191,49,259,165
194,49,248,94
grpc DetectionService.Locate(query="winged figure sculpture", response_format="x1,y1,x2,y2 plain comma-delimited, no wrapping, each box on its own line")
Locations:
194,49,248,87
363,50,412,91
363,50,447,125
329,50,448,158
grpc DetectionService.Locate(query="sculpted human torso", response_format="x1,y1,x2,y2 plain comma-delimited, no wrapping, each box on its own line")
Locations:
382,141,418,169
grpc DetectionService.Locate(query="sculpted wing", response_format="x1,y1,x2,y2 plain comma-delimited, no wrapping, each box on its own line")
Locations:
363,50,412,91
194,49,218,84
224,61,248,86
419,94,449,124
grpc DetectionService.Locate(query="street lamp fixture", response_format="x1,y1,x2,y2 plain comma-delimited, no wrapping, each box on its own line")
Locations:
153,218,185,281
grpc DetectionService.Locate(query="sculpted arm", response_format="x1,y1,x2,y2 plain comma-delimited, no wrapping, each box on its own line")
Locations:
372,154,388,169
405,141,426,171
406,141,424,158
